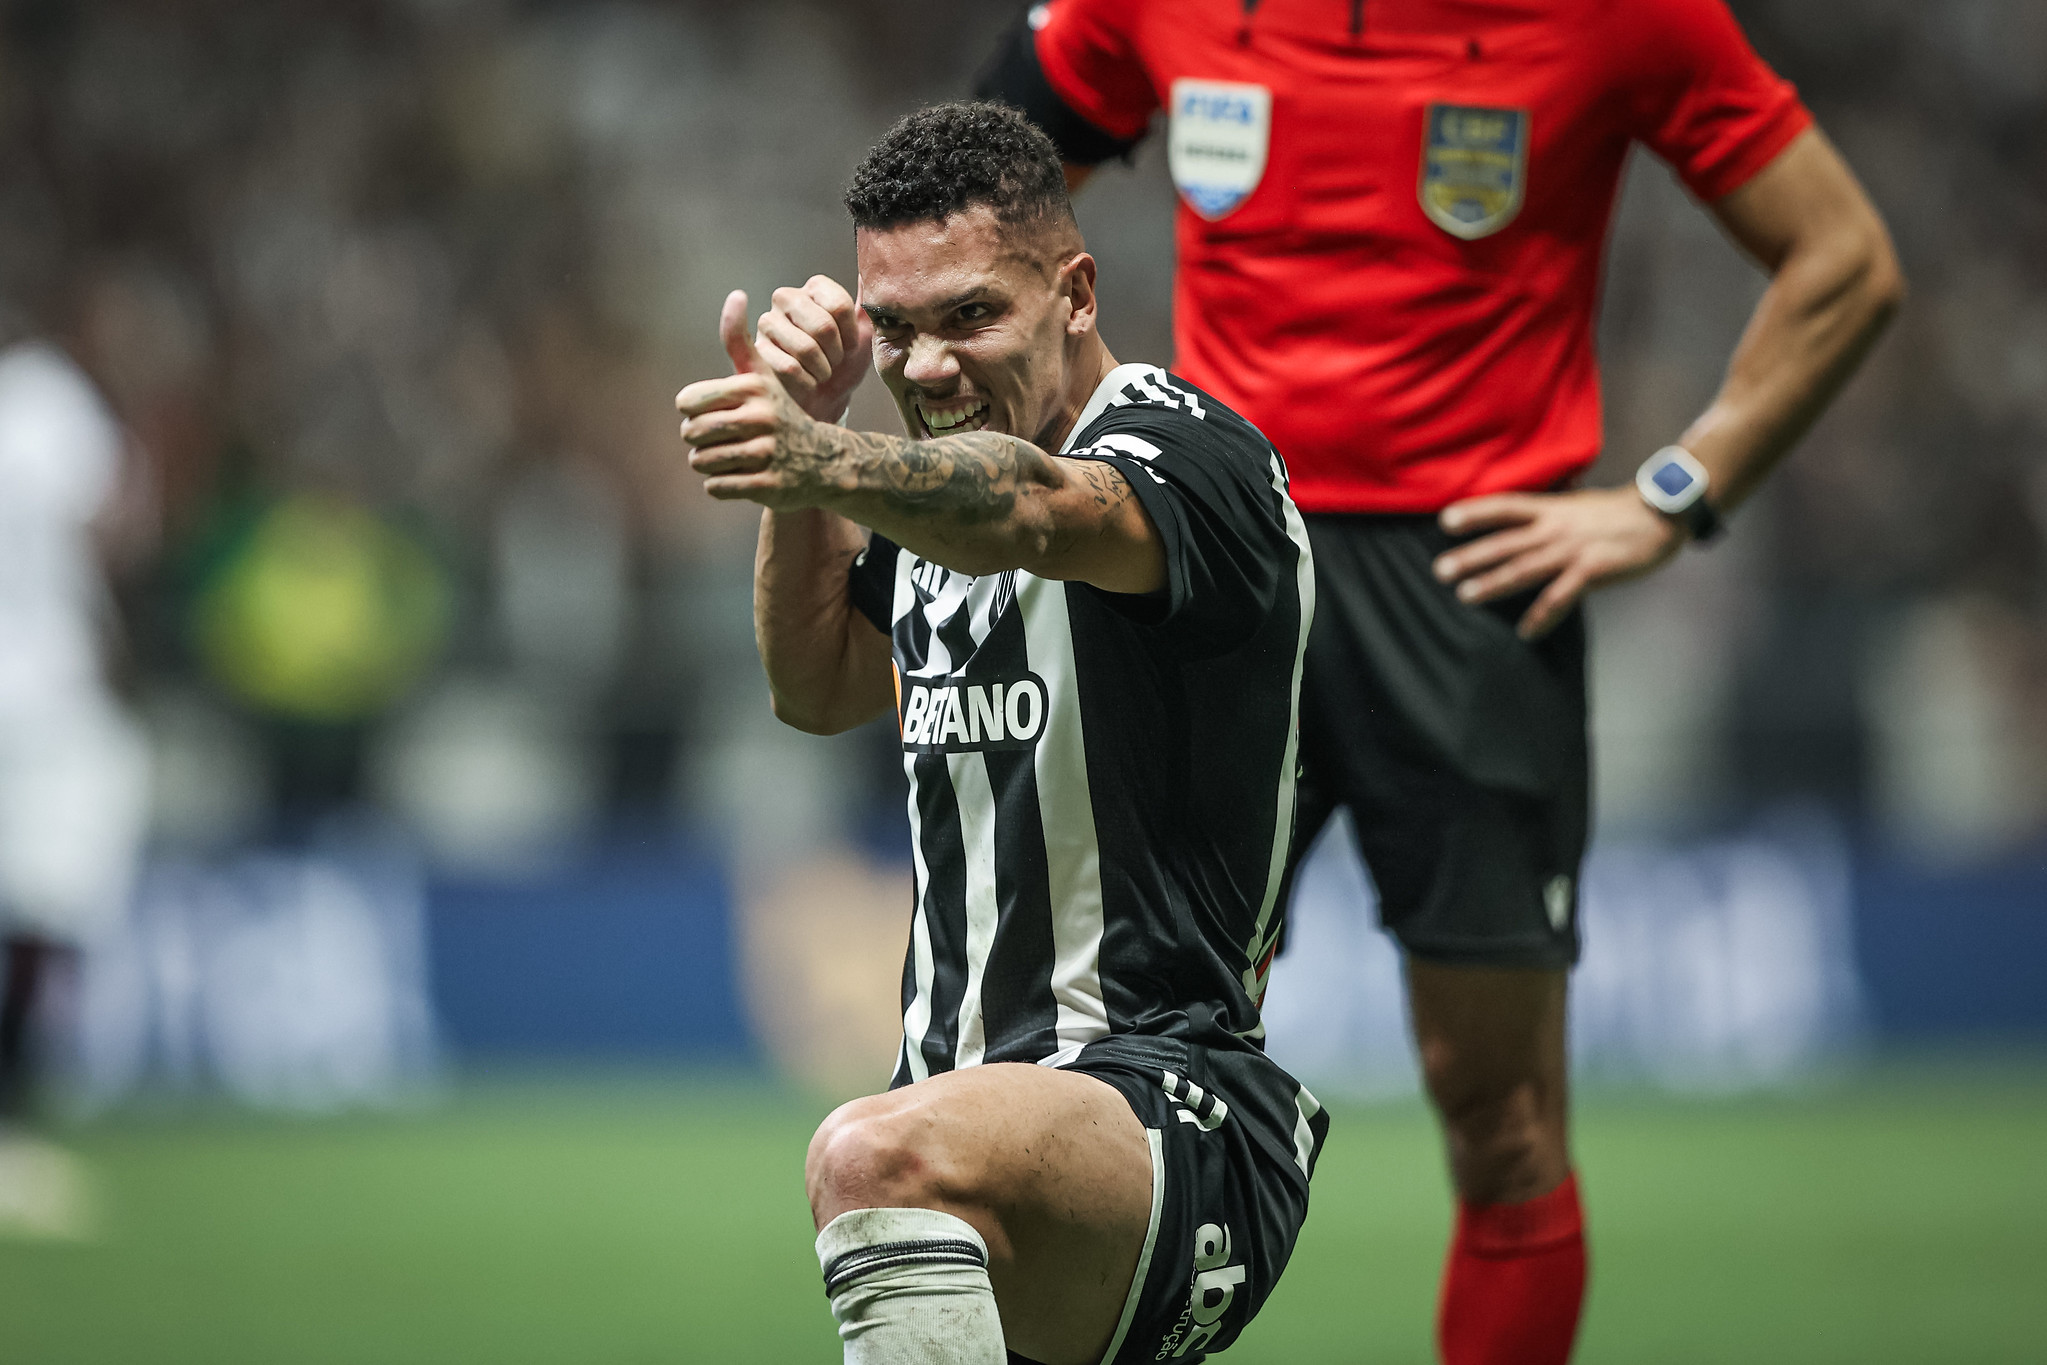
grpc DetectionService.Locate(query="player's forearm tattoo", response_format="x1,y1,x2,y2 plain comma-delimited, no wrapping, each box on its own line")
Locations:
782,422,1063,524
872,431,1040,522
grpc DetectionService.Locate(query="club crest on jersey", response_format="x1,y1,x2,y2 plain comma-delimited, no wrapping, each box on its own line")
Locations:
1419,104,1529,240
900,672,1048,753
1168,79,1272,221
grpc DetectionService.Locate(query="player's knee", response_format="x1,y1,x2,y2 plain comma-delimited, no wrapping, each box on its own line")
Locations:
1424,1071,1565,1198
1428,1068,1540,1141
1453,1099,1547,1168
806,1096,954,1223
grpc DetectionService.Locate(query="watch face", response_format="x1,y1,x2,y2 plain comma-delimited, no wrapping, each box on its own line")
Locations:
1637,446,1710,516
1651,461,1697,498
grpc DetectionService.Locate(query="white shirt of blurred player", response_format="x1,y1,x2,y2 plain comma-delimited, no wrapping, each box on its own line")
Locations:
0,340,150,942
0,340,121,710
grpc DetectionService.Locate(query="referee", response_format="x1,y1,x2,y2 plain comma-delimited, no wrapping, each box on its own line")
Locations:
978,2,1903,1361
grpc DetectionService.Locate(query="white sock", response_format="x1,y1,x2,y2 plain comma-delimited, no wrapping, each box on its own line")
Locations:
815,1206,1006,1364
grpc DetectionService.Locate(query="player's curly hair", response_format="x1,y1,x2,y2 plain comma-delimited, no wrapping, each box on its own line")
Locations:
845,101,1075,236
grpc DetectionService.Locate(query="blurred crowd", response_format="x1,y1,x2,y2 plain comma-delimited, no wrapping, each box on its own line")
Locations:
0,0,2039,885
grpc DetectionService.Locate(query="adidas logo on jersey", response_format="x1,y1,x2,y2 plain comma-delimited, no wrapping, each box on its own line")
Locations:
1108,371,1207,420
1155,1221,1246,1359
900,674,1047,752
1161,1070,1229,1131
908,557,954,599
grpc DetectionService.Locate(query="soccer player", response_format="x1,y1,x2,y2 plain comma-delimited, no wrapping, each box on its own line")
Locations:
976,3,1905,1361
675,103,1327,1365
0,331,151,1236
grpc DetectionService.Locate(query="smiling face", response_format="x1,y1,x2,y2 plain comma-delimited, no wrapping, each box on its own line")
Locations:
856,203,1106,452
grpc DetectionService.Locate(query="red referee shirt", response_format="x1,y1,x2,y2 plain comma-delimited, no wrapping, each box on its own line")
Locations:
1019,0,1811,514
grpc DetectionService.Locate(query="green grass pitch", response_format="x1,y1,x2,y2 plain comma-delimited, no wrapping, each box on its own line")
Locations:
4,1064,2044,1363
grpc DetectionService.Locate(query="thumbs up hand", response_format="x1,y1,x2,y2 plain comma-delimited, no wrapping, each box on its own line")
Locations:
720,288,772,377
678,290,838,508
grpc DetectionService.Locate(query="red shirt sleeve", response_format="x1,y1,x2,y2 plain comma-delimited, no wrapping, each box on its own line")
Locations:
1031,0,1160,142
1623,0,1813,201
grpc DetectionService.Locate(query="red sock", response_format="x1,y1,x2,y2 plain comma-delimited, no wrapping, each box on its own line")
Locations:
1437,1172,1587,1365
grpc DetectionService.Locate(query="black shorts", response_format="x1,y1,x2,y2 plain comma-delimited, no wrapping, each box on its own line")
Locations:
1285,513,1590,970
1023,1033,1328,1365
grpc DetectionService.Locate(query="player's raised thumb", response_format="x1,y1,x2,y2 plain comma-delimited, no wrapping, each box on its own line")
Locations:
720,289,768,376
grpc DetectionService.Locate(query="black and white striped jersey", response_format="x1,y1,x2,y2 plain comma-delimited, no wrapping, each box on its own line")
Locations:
846,363,1315,1085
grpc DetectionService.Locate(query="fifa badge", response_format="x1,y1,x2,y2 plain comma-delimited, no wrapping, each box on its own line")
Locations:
1168,79,1272,221
1419,104,1530,240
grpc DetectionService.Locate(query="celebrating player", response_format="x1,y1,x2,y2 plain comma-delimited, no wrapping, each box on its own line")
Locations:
977,2,1904,1362
676,102,1326,1365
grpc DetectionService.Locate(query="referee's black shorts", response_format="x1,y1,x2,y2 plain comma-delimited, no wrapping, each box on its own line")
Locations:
1285,512,1590,970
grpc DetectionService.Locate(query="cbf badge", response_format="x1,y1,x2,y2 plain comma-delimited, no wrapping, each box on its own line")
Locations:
1419,104,1529,240
1168,79,1272,220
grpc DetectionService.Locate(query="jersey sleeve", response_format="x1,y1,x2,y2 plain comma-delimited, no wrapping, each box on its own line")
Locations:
1067,389,1301,657
846,533,900,636
973,1,1157,164
1622,0,1813,202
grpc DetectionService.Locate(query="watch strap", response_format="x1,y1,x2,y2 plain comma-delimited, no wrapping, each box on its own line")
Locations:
1677,493,1722,542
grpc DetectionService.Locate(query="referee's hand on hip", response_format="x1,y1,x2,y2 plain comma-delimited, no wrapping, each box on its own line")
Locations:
1432,486,1683,640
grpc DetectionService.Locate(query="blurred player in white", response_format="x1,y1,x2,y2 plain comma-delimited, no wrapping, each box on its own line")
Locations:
0,324,151,1234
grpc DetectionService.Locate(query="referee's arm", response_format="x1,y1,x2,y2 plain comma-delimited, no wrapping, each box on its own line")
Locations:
1671,127,1905,510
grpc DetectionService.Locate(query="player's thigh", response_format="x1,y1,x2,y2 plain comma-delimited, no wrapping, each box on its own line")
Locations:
808,1062,1152,1364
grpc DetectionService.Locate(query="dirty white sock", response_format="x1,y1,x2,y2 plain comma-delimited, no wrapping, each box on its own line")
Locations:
816,1206,1005,1364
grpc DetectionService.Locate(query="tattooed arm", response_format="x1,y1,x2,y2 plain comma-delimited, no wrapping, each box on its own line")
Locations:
783,420,1162,592
674,290,894,736
679,368,1165,594
679,290,1160,732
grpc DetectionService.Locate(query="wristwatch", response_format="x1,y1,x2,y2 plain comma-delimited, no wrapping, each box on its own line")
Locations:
1634,445,1722,543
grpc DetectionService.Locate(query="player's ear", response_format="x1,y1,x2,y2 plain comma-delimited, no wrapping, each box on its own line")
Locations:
1061,252,1099,338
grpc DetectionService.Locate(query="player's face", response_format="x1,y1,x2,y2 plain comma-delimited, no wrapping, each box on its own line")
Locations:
857,207,1090,451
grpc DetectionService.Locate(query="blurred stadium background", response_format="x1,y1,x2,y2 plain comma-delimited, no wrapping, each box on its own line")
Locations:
0,1,2041,1360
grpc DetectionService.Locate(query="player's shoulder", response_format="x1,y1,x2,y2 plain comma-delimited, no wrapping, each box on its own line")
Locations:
1070,364,1272,467
0,341,121,491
